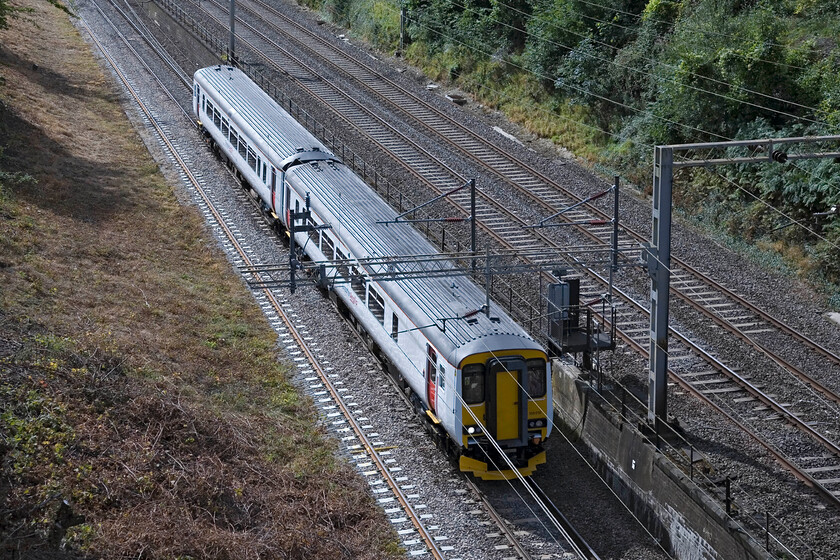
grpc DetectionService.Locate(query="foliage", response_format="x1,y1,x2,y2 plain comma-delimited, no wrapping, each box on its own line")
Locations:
0,169,37,197
1,384,75,479
347,0,401,49
0,0,13,29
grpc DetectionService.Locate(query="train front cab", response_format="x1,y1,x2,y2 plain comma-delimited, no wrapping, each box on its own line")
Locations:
458,349,550,480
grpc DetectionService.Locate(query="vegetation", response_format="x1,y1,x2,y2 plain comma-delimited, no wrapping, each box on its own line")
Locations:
0,0,399,557
314,0,840,299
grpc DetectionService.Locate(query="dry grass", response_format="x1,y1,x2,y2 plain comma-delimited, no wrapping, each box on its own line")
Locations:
0,1,399,558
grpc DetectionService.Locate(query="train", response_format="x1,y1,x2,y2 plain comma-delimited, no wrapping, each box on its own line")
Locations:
192,65,552,480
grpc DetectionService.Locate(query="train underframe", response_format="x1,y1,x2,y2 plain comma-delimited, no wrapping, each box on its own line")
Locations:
459,440,546,481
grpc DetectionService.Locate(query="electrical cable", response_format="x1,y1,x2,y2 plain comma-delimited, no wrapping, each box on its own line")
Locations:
571,0,824,62
477,0,829,119
405,16,840,248
409,18,732,141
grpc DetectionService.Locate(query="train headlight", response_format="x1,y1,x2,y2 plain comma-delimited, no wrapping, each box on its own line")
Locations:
467,426,475,434
528,419,546,429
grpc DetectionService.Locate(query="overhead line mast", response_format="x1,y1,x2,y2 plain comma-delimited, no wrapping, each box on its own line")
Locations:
644,135,840,433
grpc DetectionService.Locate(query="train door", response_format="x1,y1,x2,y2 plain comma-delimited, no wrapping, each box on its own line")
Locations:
284,184,291,226
270,168,277,212
426,345,437,413
486,357,527,444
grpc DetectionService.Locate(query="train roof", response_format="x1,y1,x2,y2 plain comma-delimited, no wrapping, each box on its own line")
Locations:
194,65,332,161
291,163,543,363
194,66,543,364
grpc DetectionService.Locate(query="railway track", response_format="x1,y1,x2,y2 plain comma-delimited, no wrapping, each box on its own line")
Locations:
76,7,448,557
75,1,597,557
156,0,840,511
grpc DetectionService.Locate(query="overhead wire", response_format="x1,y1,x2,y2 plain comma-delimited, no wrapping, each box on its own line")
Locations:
409,18,732,141
406,10,840,246
571,0,822,63
444,0,832,128
191,5,835,553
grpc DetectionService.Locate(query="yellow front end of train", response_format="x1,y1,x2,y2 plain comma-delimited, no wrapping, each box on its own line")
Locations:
458,348,550,480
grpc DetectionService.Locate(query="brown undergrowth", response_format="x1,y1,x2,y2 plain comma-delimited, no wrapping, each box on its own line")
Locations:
0,0,399,558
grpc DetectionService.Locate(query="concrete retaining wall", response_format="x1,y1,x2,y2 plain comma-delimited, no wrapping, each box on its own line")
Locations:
552,360,767,560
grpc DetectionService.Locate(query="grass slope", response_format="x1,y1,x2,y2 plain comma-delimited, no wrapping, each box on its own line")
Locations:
0,1,399,557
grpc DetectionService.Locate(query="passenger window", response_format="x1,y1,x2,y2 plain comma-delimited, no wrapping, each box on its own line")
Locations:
439,364,445,391
307,217,319,246
526,358,547,398
368,287,385,324
247,148,257,170
322,233,335,259
213,109,221,128
239,139,247,159
391,313,399,341
221,119,229,137
206,101,214,118
463,364,485,404
335,248,349,278
350,266,366,300
427,347,437,382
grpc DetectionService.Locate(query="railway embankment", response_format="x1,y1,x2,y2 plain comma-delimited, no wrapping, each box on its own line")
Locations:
0,1,399,557
552,360,767,560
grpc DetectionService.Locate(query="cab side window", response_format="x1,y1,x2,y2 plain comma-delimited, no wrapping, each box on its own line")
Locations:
526,359,546,398
463,364,485,404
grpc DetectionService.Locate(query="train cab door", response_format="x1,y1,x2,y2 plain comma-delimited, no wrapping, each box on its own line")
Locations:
486,357,527,444
426,345,437,413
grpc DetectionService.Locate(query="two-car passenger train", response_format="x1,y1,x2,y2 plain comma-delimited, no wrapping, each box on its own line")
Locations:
193,65,552,479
